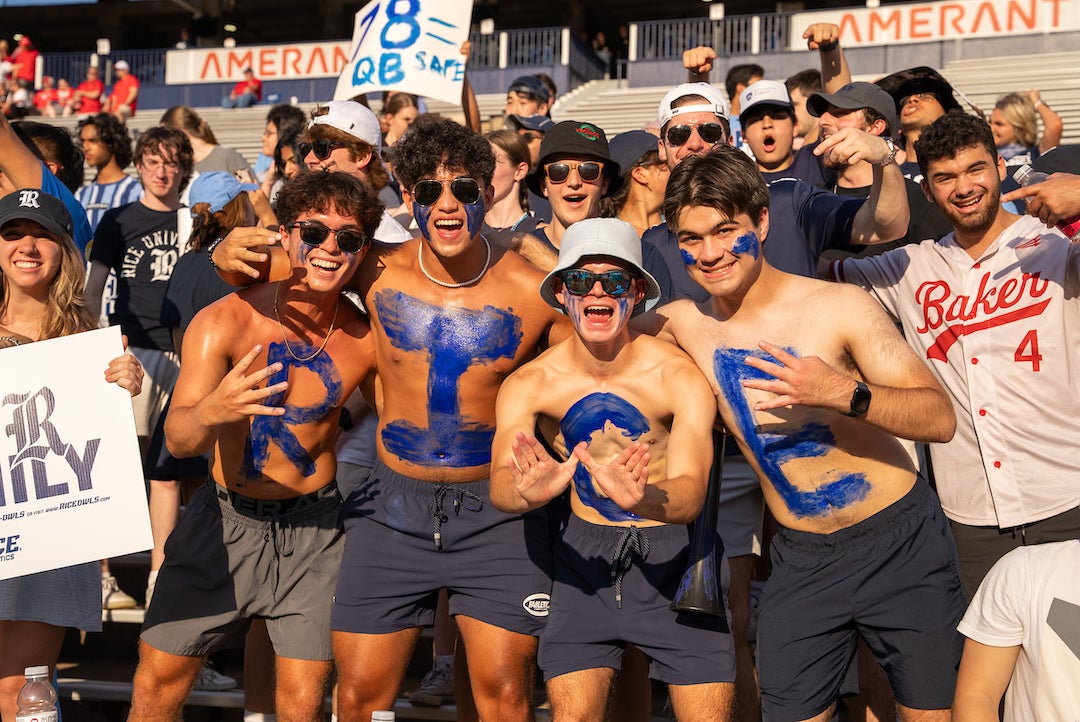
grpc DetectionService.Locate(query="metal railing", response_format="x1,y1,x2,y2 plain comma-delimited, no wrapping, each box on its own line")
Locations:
43,49,167,86
634,13,792,61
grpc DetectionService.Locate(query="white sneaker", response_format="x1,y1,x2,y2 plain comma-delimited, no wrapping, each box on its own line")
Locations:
408,661,454,707
101,575,137,610
193,664,237,691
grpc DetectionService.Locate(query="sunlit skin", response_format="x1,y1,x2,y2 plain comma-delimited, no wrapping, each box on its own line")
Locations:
136,148,183,208
305,144,370,184
816,105,875,170
541,157,610,245
0,220,63,298
281,207,364,296
742,106,796,172
899,92,945,133
489,143,528,206
79,125,112,168
402,165,495,275
279,146,302,181
517,129,544,166
504,91,548,118
788,86,817,142
675,205,768,314
658,110,730,170
920,145,1011,249
383,106,418,146
554,260,645,356
988,107,1019,147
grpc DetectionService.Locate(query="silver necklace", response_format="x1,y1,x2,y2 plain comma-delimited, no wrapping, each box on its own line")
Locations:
273,281,338,362
418,235,491,289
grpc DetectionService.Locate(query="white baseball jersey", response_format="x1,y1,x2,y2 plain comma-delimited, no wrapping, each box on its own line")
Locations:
832,215,1080,528
958,540,1080,722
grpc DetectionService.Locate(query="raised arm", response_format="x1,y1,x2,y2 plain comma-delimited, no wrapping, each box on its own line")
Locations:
683,46,716,83
804,23,851,92
165,304,287,458
209,225,288,285
1028,89,1063,153
0,110,45,189
817,128,910,244
459,41,481,133
743,286,955,442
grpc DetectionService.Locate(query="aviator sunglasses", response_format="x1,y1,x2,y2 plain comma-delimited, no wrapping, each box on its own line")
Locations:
544,160,604,184
559,269,637,296
299,140,347,162
410,177,482,207
290,221,369,254
664,122,727,147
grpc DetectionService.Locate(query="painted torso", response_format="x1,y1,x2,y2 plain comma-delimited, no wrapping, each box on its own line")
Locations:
361,239,559,483
205,287,376,498
660,273,918,534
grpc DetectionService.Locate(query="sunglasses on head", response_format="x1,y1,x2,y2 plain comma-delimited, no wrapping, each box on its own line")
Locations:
299,140,347,162
410,177,482,207
559,269,637,296
290,221,369,254
664,122,727,147
544,160,604,184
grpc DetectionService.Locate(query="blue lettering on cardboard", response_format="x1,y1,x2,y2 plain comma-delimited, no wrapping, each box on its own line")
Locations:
375,290,523,468
241,343,342,479
713,347,870,518
560,392,649,522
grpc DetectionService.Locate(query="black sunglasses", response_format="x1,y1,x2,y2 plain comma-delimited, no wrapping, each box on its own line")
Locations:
411,177,482,207
664,122,727,147
291,221,369,254
544,161,604,184
559,269,637,296
299,140,347,162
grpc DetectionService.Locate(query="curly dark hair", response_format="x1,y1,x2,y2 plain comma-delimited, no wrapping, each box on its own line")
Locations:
266,104,307,137
274,170,384,242
76,112,134,169
391,116,495,191
134,125,195,193
663,144,769,229
12,121,85,193
914,110,996,181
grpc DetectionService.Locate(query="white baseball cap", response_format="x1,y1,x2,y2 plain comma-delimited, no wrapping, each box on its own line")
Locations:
309,100,382,153
114,60,130,71
658,82,729,129
738,80,794,124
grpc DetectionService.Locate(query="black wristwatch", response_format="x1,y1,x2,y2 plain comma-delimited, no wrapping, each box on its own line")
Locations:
845,381,871,417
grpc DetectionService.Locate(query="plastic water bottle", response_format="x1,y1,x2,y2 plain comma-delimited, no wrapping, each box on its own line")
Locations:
16,666,58,722
371,712,395,721
1013,164,1080,241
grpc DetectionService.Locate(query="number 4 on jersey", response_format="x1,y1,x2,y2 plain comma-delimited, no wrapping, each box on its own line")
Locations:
1014,329,1042,371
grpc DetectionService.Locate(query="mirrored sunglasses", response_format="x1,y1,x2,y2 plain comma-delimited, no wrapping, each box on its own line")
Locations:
544,161,604,184
291,221,369,254
411,177,482,207
299,140,347,162
664,122,727,147
559,269,637,296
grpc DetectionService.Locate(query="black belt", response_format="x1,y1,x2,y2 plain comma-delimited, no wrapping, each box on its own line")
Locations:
213,481,339,518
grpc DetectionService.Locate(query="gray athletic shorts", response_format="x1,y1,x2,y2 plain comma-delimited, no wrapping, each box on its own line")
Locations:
757,481,965,719
141,480,343,661
331,461,552,636
715,454,764,557
539,515,736,686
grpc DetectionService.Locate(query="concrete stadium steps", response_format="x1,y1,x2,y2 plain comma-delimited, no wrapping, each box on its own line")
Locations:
941,52,1080,145
546,79,692,135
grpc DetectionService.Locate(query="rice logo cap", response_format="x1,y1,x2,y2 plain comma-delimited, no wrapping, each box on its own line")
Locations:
658,82,730,129
189,171,258,215
309,100,383,153
525,121,622,197
738,80,794,124
0,189,74,240
539,217,661,315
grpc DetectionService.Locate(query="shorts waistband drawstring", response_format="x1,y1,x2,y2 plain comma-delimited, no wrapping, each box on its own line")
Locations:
610,526,650,609
430,484,484,550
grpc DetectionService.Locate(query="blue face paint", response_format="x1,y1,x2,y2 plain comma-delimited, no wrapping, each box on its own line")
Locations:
413,202,433,241
241,342,343,480
730,232,760,259
559,392,649,522
713,347,870,518
465,200,485,236
375,290,523,467
680,248,696,266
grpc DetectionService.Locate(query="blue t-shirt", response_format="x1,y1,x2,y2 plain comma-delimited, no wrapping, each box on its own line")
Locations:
40,165,93,257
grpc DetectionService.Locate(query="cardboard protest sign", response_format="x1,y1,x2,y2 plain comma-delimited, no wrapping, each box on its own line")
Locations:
334,0,474,104
0,327,151,580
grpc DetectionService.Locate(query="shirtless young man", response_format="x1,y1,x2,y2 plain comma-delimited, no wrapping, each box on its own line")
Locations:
646,145,966,722
491,218,736,721
127,171,383,721
213,117,568,721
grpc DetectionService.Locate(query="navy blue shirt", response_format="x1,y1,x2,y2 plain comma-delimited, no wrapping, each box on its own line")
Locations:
760,142,835,190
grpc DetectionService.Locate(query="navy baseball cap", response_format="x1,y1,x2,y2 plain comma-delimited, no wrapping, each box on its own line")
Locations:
505,114,555,134
507,75,547,101
0,189,74,240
